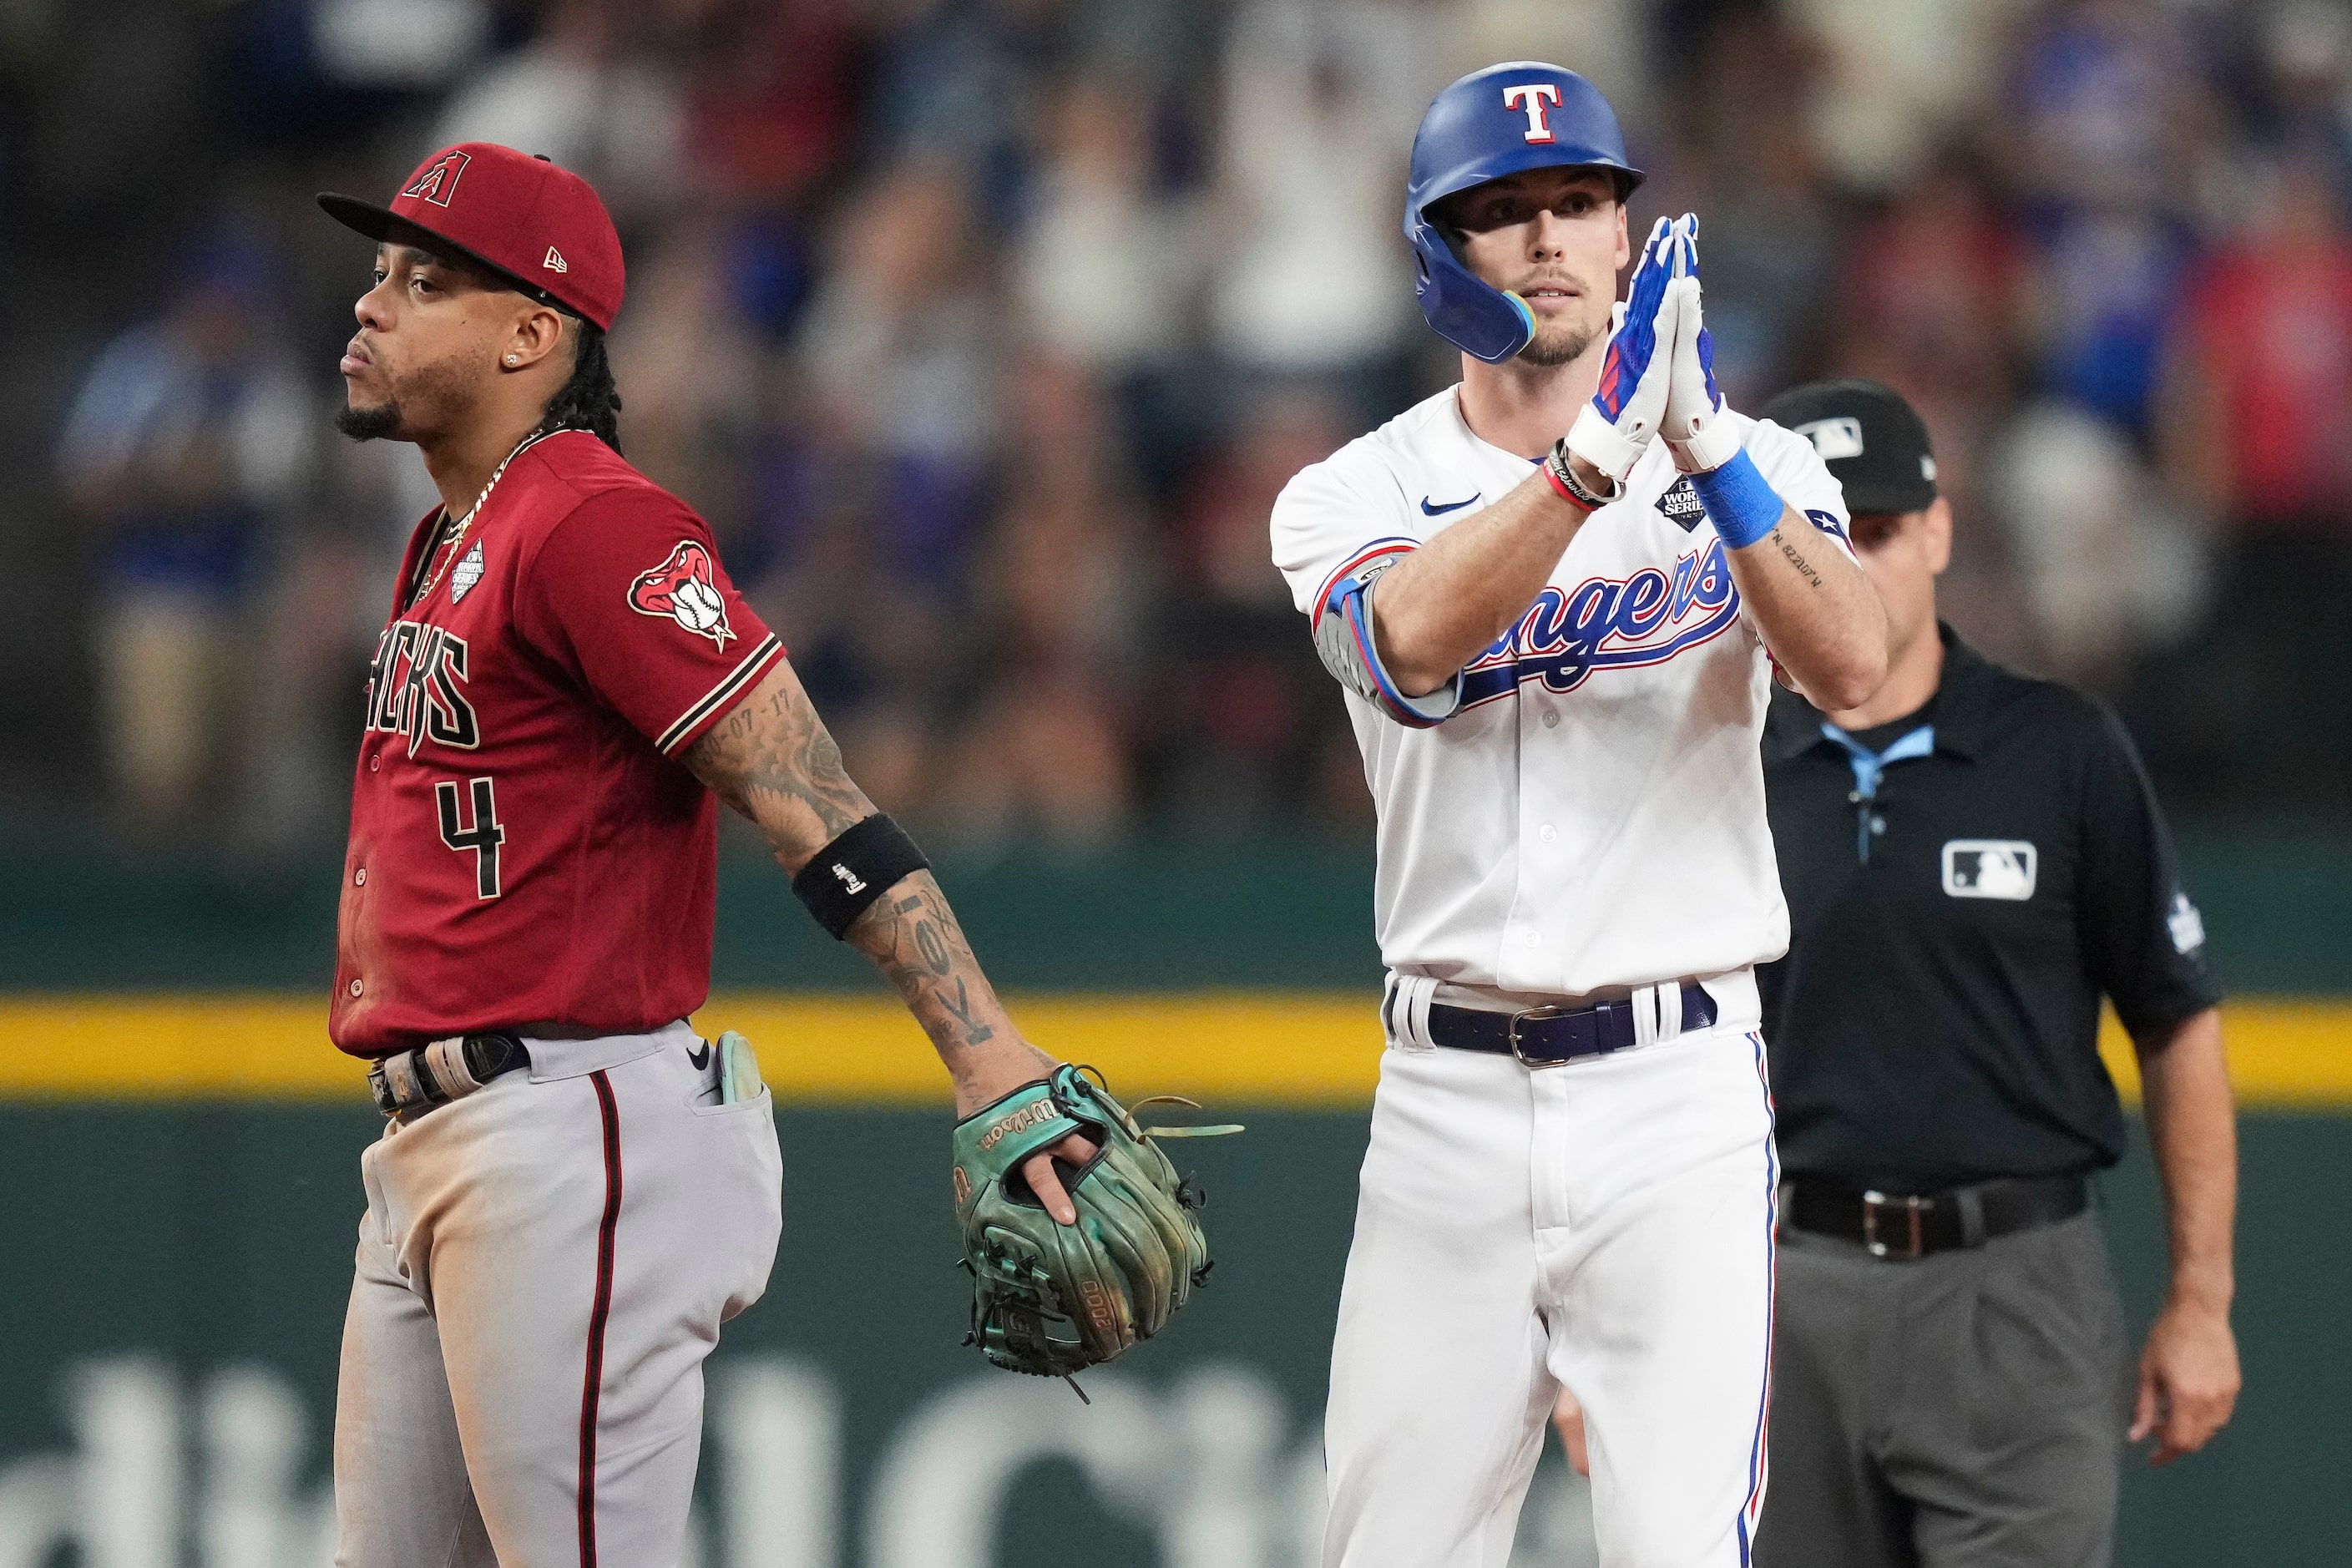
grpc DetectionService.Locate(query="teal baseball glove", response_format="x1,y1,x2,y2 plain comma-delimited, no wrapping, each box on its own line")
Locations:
952,1065,1240,1391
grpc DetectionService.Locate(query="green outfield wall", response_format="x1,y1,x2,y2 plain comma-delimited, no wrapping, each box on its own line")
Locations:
2,822,2345,1565
2,822,2347,994
1,1104,2347,1568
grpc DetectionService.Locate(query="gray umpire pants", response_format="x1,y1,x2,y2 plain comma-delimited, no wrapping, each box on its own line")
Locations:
1752,1211,2132,1568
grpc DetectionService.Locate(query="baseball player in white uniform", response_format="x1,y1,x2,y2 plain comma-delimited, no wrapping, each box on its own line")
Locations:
1272,65,1891,1566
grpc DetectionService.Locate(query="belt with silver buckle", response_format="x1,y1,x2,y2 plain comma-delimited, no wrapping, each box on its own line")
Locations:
1783,1173,2090,1259
368,1033,529,1118
1425,982,1718,1067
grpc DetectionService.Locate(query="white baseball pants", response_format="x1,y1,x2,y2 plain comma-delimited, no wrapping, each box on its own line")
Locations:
1322,979,1778,1568
333,1022,782,1568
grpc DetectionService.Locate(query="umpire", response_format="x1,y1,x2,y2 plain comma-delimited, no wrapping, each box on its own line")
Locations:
1750,380,2241,1567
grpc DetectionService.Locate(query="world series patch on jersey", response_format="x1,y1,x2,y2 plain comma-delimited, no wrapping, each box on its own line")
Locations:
1272,389,1854,998
332,430,785,1055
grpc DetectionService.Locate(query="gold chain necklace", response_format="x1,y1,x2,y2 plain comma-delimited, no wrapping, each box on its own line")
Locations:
411,431,543,608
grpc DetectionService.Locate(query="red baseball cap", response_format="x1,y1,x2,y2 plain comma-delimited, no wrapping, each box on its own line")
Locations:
318,143,625,331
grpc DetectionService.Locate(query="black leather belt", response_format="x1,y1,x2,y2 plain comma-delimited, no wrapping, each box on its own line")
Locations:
368,1032,529,1118
1426,982,1718,1067
1783,1173,2089,1260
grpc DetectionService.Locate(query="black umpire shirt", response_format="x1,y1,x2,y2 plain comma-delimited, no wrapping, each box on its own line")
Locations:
1758,626,2220,1191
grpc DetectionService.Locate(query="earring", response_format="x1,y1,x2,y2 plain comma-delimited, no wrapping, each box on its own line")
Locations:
505,353,518,365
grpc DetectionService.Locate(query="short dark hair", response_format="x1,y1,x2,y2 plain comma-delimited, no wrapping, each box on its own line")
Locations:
540,316,622,453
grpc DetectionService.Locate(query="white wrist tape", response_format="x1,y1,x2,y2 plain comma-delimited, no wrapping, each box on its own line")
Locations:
1566,402,1652,483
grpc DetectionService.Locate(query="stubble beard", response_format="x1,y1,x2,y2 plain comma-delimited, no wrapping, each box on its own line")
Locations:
1517,318,1601,369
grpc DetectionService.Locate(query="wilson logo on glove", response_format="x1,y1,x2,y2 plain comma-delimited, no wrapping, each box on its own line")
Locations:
950,1065,1241,1399
978,1099,1060,1152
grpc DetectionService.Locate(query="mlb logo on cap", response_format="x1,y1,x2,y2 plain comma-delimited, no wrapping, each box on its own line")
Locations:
1793,416,1865,462
318,142,625,331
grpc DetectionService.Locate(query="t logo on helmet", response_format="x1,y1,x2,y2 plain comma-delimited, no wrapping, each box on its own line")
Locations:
402,149,471,208
1503,82,1562,143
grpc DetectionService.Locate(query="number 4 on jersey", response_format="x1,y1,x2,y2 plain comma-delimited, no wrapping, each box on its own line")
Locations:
436,776,506,899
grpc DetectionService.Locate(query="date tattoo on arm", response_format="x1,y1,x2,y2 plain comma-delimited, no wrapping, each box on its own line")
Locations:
683,661,873,869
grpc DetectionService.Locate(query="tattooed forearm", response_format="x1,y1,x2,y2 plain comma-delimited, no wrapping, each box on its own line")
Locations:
1769,526,1826,589
848,871,1035,1069
687,665,1043,1082
933,977,996,1044
682,663,873,867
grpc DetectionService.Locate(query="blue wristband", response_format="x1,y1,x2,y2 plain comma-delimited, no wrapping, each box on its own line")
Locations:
1687,448,1783,551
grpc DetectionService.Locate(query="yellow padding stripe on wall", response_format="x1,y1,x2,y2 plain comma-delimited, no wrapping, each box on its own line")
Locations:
0,994,2345,1107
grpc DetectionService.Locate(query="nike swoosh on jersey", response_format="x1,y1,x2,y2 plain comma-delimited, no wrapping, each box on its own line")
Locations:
1420,493,1481,516
687,1040,712,1071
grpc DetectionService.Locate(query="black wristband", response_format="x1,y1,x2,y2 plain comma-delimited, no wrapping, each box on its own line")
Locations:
1543,438,1621,509
792,813,930,939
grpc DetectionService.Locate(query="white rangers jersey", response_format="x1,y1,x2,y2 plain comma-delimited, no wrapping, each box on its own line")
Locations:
1272,386,1852,998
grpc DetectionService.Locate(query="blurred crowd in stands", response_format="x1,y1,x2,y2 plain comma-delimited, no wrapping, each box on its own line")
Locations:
7,0,2352,851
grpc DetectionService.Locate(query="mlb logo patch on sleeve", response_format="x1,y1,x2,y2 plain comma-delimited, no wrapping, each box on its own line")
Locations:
2167,891,2207,954
1942,841,2037,900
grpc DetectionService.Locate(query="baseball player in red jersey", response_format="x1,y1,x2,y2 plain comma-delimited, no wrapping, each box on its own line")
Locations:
320,144,1093,1568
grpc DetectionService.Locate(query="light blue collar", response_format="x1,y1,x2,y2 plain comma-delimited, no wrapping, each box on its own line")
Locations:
1820,722,1934,863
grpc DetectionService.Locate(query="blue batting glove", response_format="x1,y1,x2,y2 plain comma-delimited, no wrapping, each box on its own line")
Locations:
1566,216,1682,482
1665,215,1741,473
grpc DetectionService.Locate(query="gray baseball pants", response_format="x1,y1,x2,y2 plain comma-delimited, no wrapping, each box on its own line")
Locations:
1753,1210,2131,1568
333,1023,783,1568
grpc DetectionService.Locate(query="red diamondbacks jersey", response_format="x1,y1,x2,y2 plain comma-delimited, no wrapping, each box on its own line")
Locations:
331,429,784,1056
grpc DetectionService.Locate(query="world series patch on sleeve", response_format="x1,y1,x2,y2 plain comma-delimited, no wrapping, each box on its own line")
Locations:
950,1066,1241,1393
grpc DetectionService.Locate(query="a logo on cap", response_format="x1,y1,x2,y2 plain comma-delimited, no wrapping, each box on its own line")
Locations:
1503,83,1562,143
1793,415,1865,462
402,149,472,209
543,246,568,274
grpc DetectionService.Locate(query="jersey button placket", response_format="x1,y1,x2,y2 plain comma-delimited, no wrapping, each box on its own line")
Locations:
348,979,363,998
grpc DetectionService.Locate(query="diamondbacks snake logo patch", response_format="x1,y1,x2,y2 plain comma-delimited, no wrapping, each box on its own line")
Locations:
627,539,736,648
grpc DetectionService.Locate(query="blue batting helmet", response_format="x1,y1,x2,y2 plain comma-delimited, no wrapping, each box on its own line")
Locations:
1405,63,1644,364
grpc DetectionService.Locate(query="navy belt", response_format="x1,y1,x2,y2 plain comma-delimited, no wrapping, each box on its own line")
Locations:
1427,983,1717,1067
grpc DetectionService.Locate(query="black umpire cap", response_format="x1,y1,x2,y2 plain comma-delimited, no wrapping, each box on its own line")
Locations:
1760,378,1939,517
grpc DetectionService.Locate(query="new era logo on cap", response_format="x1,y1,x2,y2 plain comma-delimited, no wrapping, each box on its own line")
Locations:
544,246,567,273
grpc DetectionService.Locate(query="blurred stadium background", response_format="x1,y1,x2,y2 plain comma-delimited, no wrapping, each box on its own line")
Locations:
0,0,2348,1563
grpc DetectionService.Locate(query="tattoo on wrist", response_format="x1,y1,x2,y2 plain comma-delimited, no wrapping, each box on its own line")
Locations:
848,873,1004,1055
933,974,997,1046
